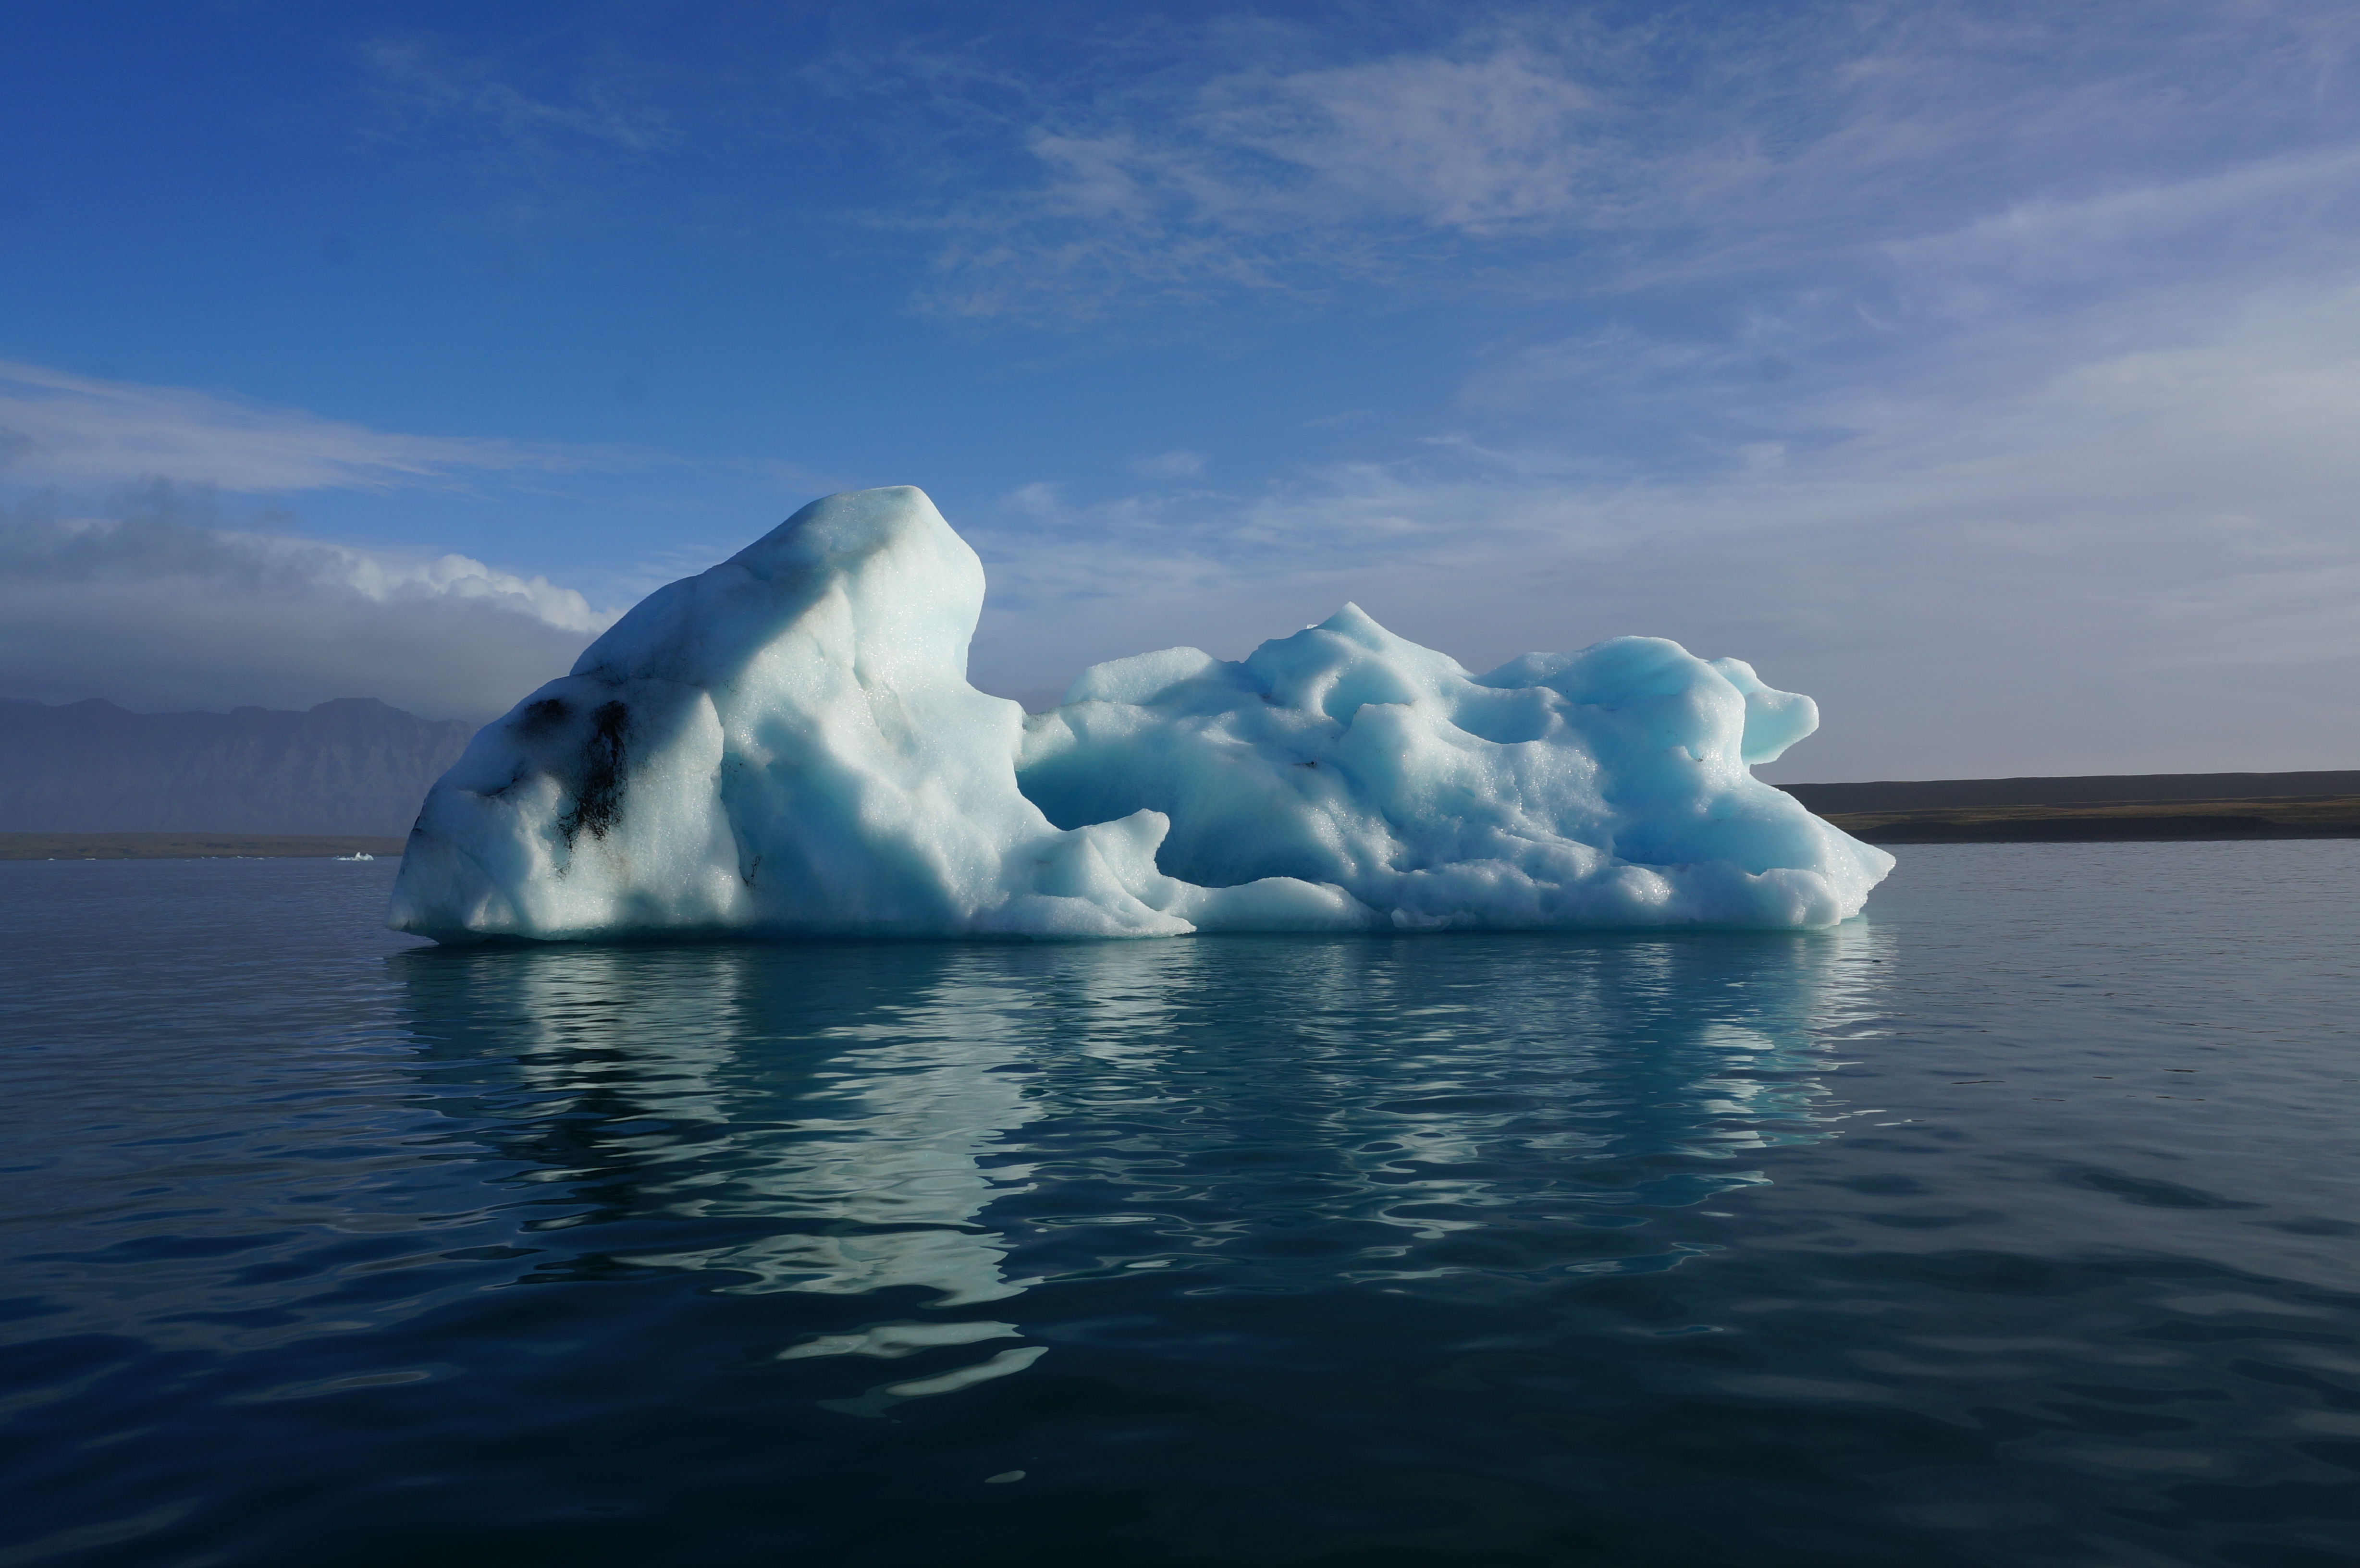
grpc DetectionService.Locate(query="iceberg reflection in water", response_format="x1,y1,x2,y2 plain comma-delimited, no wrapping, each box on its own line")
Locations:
393,923,1891,1411
10,847,2358,1566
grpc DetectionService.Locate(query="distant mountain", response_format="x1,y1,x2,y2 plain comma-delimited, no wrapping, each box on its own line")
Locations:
0,698,477,836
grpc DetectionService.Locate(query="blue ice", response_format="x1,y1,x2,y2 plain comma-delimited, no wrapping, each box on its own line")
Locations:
388,487,1891,941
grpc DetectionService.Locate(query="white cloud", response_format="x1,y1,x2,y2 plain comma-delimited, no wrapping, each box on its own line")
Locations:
0,359,619,494
289,540,603,635
0,486,615,720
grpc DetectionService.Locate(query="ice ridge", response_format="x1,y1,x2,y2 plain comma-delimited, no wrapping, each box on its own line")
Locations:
388,486,1892,942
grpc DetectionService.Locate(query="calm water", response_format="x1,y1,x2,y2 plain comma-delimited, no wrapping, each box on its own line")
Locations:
1,845,2354,1568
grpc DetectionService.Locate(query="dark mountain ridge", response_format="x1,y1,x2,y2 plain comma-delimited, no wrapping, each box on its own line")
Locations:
0,698,476,837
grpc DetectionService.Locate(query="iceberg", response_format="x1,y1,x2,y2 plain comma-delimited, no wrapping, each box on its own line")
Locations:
388,486,1891,943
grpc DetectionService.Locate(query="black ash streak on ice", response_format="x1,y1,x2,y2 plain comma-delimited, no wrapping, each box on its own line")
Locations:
390,486,1889,942
549,700,630,852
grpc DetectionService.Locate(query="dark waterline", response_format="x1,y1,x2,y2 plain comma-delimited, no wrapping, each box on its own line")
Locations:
1,845,2354,1567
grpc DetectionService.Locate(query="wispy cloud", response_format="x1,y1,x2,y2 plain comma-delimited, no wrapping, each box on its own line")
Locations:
0,359,633,493
1207,46,1621,233
1129,449,1205,479
360,33,679,155
341,28,691,236
873,4,2360,322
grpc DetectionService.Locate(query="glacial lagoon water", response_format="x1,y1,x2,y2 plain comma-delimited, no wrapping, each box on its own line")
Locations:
1,844,2354,1567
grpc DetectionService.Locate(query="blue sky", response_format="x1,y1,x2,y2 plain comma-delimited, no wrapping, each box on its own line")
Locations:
4,0,2357,780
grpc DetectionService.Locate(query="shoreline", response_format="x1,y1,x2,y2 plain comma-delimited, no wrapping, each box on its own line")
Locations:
0,833,408,860
1825,801,2360,844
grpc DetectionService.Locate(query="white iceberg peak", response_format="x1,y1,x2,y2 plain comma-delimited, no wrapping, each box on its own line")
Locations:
389,486,1890,942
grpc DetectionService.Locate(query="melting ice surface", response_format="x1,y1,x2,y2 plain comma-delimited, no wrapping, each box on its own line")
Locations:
388,487,1892,941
